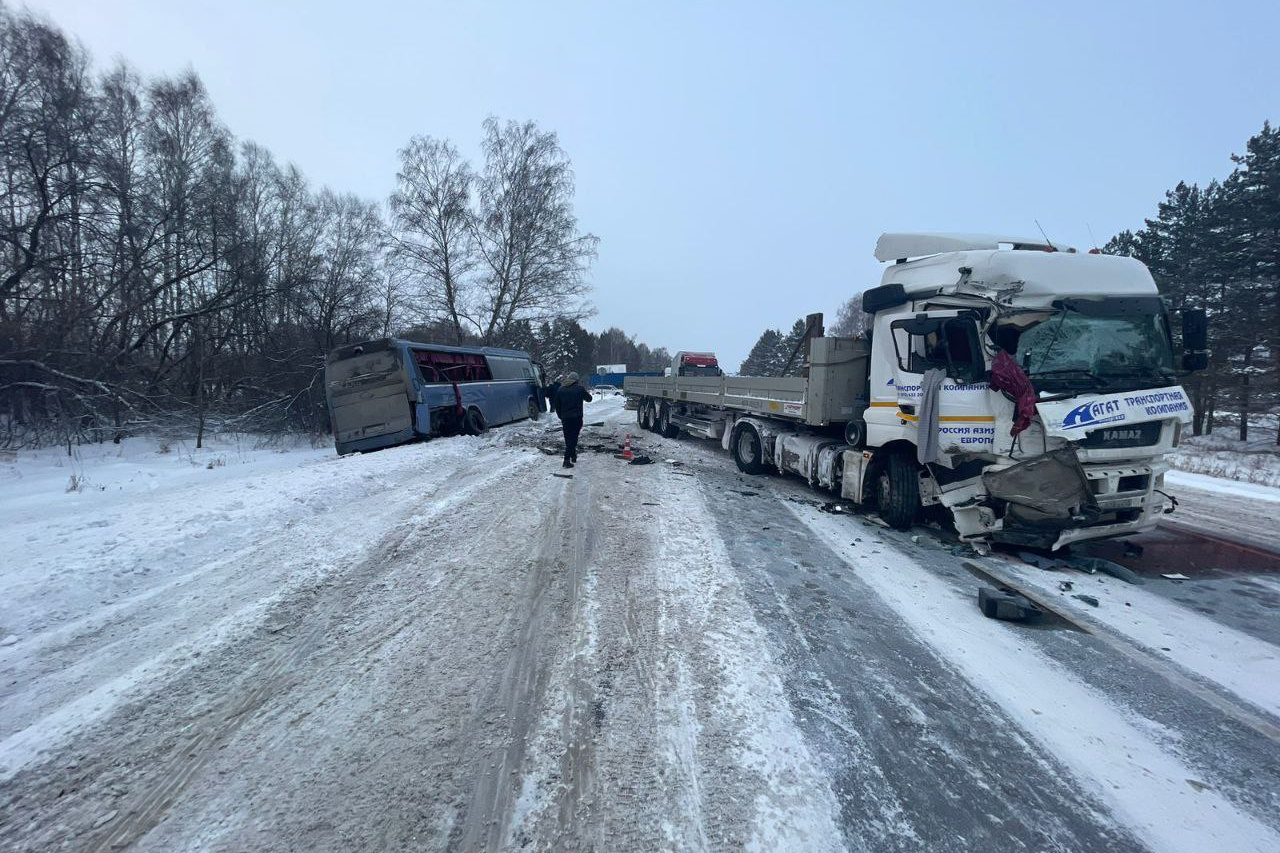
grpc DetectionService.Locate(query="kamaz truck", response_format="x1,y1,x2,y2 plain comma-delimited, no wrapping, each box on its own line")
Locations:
624,233,1208,550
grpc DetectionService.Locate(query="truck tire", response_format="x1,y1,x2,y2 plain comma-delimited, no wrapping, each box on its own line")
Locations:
731,423,767,475
637,401,647,428
658,404,680,439
875,452,919,529
641,400,656,432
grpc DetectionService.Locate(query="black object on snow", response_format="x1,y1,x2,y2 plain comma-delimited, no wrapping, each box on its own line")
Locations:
1072,556,1145,585
552,472,573,479
978,587,1043,622
629,455,654,465
1072,594,1100,607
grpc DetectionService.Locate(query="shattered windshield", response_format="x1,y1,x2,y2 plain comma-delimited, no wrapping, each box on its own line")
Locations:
1016,309,1175,390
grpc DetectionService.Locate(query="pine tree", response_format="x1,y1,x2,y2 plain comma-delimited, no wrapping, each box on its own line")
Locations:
776,318,808,376
740,329,783,375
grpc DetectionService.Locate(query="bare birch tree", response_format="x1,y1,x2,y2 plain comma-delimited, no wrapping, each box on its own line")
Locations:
388,136,475,344
473,117,597,344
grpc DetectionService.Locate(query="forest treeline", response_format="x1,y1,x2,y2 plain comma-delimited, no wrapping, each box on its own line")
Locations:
1104,121,1278,441
742,123,1278,442
0,4,664,447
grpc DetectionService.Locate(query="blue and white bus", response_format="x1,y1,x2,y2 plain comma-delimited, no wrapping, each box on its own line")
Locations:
324,338,546,455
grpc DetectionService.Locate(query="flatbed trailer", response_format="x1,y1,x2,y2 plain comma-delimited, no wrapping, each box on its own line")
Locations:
625,337,870,434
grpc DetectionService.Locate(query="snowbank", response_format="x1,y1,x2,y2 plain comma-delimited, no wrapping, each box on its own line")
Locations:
1169,426,1280,488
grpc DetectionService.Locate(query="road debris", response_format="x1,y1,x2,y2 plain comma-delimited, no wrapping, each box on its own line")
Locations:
1072,556,1145,585
1161,572,1191,581
978,586,1043,621
1072,594,1100,607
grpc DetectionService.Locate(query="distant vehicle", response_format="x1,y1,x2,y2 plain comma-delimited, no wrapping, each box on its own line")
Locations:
627,232,1208,551
325,338,544,455
588,367,663,389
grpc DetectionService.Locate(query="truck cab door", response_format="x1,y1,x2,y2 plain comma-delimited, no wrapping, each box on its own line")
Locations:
868,310,995,455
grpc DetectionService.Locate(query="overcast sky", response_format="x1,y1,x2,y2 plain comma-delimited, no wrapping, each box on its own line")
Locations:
27,0,1279,369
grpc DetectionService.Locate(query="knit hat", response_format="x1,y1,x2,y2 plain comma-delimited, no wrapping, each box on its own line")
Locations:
565,372,580,384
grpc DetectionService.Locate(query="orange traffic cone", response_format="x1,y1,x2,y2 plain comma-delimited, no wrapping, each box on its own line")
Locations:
616,433,634,461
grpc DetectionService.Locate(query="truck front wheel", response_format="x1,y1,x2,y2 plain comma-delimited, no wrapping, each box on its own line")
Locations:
731,423,767,475
876,452,920,529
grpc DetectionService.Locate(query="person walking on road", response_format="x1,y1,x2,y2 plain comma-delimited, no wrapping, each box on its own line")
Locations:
554,372,592,468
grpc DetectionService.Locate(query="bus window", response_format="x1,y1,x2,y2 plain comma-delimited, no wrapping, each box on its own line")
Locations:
413,349,493,383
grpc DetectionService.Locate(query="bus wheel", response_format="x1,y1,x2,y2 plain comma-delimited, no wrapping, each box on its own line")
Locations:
464,407,489,435
528,398,541,421
875,452,920,529
731,423,767,475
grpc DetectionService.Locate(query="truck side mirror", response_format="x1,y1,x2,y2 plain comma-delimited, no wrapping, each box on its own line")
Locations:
1181,308,1208,372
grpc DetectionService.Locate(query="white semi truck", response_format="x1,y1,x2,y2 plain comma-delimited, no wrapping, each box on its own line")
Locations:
625,233,1209,550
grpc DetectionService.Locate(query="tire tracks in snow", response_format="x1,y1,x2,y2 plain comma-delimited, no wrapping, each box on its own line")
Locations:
0,449,535,853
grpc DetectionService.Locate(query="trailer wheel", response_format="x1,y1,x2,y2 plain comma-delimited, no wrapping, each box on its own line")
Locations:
731,423,767,475
875,452,919,529
637,401,647,428
528,398,541,421
646,401,660,432
658,404,680,439
464,407,488,435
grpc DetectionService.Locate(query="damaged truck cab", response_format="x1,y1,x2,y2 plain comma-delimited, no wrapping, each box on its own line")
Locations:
626,232,1207,551
859,233,1206,549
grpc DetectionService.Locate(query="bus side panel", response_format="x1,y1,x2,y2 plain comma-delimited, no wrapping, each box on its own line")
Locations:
457,379,534,426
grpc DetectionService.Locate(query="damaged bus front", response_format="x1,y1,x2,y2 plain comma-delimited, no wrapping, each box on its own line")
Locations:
858,233,1207,550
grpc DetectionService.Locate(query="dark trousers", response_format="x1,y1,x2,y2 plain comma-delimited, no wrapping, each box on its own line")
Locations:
562,417,583,461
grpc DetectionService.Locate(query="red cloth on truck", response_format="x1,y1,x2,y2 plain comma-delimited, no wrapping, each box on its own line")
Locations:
990,350,1038,437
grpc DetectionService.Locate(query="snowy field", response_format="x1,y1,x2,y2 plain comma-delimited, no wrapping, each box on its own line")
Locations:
2,395,1279,853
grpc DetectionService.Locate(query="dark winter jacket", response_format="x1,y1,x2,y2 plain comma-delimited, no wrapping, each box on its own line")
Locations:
554,383,592,421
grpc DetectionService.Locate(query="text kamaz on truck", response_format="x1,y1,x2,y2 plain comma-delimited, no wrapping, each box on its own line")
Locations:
625,232,1208,550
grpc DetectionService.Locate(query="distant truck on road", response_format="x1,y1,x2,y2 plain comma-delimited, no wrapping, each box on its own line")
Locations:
625,232,1208,551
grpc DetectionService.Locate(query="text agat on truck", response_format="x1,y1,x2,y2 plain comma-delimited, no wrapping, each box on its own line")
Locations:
624,232,1208,551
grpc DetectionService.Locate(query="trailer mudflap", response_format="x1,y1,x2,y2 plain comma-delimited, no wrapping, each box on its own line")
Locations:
983,446,1098,530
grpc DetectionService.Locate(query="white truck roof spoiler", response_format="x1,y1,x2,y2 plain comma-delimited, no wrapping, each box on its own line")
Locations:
874,232,1072,262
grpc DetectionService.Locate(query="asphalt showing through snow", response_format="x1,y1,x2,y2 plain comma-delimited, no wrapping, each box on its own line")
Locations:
623,422,1280,852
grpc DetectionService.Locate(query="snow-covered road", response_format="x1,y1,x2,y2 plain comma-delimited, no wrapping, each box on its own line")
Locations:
2,396,1278,852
